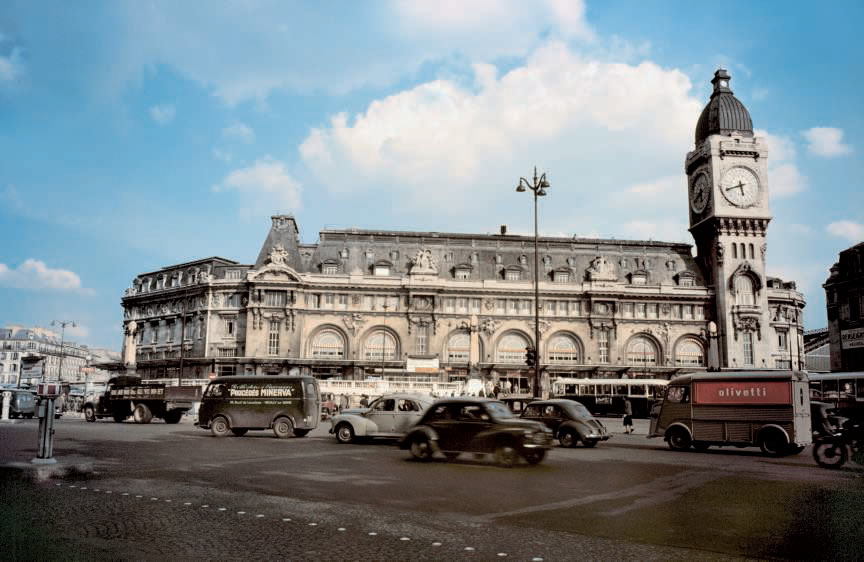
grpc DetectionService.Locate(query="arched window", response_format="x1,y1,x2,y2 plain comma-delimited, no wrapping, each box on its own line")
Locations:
496,333,530,363
627,335,658,366
446,332,470,362
364,330,397,361
311,329,346,359
675,338,704,366
547,334,581,363
735,275,755,305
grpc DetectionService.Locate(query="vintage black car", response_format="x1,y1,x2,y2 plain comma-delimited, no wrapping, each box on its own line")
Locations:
399,398,554,467
521,399,610,448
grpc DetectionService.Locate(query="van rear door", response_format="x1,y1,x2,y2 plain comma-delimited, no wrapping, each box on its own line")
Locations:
792,380,812,445
304,378,320,428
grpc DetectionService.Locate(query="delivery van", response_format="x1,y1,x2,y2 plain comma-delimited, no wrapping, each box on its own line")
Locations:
649,371,811,456
197,375,320,438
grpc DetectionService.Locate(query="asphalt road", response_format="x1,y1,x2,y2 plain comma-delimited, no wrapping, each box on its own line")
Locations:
1,414,862,561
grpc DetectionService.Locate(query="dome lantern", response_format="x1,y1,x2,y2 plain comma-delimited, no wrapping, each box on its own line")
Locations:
694,68,753,145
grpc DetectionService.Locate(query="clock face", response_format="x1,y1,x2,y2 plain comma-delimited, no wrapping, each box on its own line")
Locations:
720,166,760,207
690,172,711,213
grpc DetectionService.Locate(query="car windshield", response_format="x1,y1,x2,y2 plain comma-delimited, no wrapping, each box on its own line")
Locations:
561,401,592,419
486,401,515,419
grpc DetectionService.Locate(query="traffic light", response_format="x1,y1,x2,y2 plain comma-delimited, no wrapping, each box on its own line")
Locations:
525,347,536,367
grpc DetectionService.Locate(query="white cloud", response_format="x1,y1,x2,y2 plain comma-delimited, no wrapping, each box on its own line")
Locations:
212,157,301,216
803,127,852,157
826,220,864,242
0,46,23,82
65,324,90,339
149,104,175,125
222,122,255,144
622,175,684,198
755,129,806,197
0,259,93,293
620,219,689,244
300,41,701,218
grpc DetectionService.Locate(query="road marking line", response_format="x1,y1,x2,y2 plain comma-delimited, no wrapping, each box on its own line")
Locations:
282,518,292,522
400,537,410,541
432,542,442,547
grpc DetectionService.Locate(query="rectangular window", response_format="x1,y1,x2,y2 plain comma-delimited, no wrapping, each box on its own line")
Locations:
217,364,236,376
374,265,390,276
521,300,531,315
444,298,455,313
509,299,519,314
683,304,693,319
672,304,681,319
150,323,159,344
417,325,428,354
338,294,348,310
598,330,609,364
679,276,695,287
364,295,374,310
167,321,176,342
455,269,470,280
324,293,334,308
570,301,580,316
471,298,481,313
546,301,555,314
636,303,646,318
623,303,634,317
266,291,286,307
496,299,505,314
777,330,788,351
554,271,570,283
268,320,280,356
323,264,338,275
218,348,236,357
647,303,658,318
227,269,243,280
506,270,521,281
456,298,467,312
225,320,235,338
742,332,754,366
694,305,704,320
558,301,567,316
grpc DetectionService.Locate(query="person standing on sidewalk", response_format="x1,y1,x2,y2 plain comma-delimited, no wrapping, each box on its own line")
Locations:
623,398,634,434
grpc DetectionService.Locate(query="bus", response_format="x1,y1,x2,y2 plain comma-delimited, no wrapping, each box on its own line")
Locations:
550,377,669,418
808,372,864,418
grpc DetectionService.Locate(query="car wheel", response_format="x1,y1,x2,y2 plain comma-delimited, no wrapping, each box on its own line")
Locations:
133,404,153,424
84,406,96,422
230,428,248,437
582,438,599,448
211,416,231,437
812,441,848,469
410,436,433,461
524,450,546,465
759,428,788,457
444,452,460,461
293,428,310,438
335,423,355,444
667,427,692,451
272,416,294,439
558,430,577,448
494,443,519,468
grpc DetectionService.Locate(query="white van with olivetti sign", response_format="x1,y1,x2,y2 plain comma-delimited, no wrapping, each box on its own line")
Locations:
649,371,811,456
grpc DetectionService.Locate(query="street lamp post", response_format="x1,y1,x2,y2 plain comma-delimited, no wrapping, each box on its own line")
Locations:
50,320,76,384
516,167,549,399
380,302,390,376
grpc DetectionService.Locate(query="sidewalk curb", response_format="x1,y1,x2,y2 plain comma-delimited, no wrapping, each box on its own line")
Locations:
1,459,96,483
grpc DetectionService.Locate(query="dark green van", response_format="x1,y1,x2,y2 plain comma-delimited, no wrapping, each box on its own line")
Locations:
197,376,320,438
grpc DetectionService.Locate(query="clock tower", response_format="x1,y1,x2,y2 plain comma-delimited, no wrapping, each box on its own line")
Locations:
686,69,772,369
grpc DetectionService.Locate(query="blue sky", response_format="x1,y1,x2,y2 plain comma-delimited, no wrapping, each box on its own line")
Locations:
1,0,862,349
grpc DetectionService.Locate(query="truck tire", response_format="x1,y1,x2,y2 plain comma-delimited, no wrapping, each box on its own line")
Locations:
163,410,183,424
84,405,96,422
667,426,692,451
133,404,153,424
758,428,788,457
272,416,294,439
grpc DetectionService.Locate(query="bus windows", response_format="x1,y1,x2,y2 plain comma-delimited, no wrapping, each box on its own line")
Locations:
823,379,838,400
630,384,647,397
587,384,596,395
858,381,864,400
840,379,854,399
614,384,627,396
600,384,612,395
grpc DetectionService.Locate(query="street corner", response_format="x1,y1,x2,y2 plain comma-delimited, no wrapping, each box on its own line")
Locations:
1,457,96,484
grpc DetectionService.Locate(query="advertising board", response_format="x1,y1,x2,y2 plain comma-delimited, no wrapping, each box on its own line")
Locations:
693,381,791,405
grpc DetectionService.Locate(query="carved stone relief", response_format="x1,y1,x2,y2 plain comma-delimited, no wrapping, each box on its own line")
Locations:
342,314,366,335
410,249,438,274
481,319,500,335
587,256,617,281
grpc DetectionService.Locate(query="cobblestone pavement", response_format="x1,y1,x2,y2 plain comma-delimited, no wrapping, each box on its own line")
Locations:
2,416,862,560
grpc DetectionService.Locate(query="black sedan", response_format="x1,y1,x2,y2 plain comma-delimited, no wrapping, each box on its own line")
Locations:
399,398,554,467
520,399,610,448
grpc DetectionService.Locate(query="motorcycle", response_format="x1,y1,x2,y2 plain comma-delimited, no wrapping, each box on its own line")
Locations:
812,417,864,470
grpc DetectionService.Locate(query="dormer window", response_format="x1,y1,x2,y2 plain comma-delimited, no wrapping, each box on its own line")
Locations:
505,268,522,281
553,270,570,283
322,260,339,275
630,271,648,285
454,264,472,280
374,265,390,276
676,273,696,287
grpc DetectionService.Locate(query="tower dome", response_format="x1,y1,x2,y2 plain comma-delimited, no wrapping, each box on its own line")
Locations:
694,69,753,145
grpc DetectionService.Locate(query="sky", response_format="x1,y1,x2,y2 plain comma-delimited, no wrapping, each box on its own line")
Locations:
1,0,862,350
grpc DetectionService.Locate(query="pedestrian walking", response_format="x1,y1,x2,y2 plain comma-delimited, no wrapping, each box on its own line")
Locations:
623,398,634,434
339,393,349,413
360,394,369,408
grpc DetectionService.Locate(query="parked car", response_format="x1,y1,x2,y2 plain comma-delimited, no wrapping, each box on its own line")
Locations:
320,392,337,419
399,398,554,467
520,399,610,448
330,393,433,444
6,390,36,419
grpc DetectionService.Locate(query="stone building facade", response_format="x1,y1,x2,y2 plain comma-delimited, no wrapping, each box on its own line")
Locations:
120,70,805,390
0,325,91,385
824,242,864,371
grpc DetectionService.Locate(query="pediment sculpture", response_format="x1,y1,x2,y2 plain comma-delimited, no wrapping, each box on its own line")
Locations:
587,256,617,281
268,244,290,266
410,249,438,274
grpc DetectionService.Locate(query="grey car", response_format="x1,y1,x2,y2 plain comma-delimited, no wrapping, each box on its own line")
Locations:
6,390,36,419
521,399,610,447
330,393,433,444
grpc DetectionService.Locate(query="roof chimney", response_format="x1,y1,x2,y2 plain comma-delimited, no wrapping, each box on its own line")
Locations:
500,225,507,235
